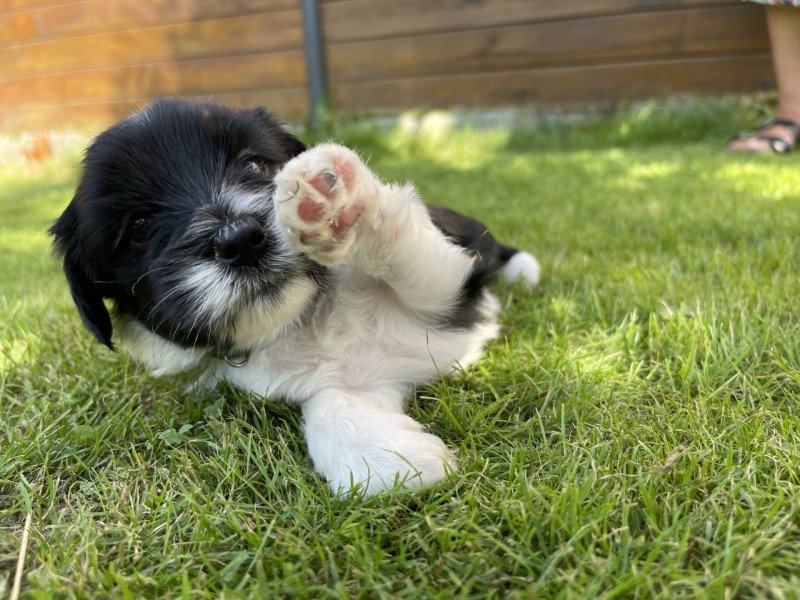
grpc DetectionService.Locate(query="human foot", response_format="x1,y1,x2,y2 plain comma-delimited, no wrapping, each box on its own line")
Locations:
728,118,800,154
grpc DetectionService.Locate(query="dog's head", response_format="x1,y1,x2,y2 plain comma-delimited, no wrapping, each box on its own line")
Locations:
51,98,321,372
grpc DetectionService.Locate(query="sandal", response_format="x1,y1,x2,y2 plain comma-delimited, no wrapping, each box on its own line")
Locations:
729,118,800,154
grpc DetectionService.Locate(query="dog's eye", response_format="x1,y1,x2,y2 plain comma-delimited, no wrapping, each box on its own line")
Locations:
130,217,149,244
245,158,269,177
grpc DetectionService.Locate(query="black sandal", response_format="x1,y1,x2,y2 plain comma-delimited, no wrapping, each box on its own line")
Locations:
730,118,800,154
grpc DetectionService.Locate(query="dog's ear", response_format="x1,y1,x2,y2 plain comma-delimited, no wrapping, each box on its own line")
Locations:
49,203,114,350
280,128,307,159
250,106,307,159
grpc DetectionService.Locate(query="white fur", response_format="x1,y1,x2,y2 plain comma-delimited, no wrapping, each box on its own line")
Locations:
117,318,206,376
178,263,236,327
120,144,529,496
220,183,274,216
503,251,541,288
230,276,317,349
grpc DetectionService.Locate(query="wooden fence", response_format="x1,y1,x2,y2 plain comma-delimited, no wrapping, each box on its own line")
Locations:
0,0,775,131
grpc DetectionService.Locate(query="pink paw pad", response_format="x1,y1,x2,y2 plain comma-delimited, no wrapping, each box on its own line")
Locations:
331,203,363,237
274,144,375,262
332,158,356,188
298,196,324,222
308,170,338,198
296,160,363,237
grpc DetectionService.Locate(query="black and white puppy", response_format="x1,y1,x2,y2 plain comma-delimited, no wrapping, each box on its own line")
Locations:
51,99,540,496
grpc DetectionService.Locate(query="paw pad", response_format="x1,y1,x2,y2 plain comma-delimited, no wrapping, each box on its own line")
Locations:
274,144,376,264
308,170,338,199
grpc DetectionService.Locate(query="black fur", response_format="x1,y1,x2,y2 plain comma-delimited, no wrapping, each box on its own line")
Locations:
50,98,312,351
428,205,518,328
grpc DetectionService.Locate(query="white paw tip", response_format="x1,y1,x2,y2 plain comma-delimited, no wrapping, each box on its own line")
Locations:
503,251,540,288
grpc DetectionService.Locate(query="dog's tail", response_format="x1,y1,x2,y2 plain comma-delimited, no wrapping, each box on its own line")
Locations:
498,246,541,289
427,204,541,290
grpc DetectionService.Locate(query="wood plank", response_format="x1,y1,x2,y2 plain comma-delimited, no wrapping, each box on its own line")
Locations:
330,54,775,112
0,0,300,45
2,11,303,77
0,50,306,106
321,0,745,43
326,5,769,83
0,88,308,132
0,0,74,15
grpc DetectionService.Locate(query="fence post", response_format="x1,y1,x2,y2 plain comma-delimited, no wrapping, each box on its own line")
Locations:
301,0,328,128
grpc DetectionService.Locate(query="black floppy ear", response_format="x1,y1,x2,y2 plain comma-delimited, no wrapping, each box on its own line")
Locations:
49,204,114,350
250,106,307,159
282,131,307,159
61,256,114,350
280,127,307,159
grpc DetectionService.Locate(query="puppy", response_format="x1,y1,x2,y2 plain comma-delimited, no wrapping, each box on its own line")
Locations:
51,99,540,496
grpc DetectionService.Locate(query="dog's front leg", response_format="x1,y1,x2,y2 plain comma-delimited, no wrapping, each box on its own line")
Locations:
302,389,455,496
273,144,476,317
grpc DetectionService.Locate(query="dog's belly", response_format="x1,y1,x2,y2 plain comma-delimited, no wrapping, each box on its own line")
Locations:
217,283,501,403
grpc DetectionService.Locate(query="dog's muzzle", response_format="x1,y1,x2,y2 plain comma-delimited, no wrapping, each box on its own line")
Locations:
214,217,268,267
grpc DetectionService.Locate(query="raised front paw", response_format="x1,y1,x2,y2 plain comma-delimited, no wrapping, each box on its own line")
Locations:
273,143,379,265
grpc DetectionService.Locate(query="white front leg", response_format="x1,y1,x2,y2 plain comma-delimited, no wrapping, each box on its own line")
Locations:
273,144,476,317
302,389,456,496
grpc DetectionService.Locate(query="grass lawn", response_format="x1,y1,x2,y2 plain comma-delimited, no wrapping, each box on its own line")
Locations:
1,97,800,598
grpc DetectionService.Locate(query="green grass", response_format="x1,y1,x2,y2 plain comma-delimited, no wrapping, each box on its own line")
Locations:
2,96,800,598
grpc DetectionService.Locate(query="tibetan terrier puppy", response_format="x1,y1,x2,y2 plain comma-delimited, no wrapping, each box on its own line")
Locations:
51,99,540,495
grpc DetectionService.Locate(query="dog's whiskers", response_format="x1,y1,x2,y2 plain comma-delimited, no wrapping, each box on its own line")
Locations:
276,181,299,204
131,265,174,294
143,284,190,324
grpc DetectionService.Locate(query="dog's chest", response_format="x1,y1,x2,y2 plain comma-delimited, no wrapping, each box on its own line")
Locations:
219,280,488,402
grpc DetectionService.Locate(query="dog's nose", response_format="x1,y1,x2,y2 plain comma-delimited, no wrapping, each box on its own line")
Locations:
214,217,268,267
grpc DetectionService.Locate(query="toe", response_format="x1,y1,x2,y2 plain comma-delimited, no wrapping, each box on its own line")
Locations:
309,170,338,198
297,195,325,222
331,203,363,237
